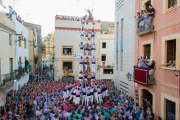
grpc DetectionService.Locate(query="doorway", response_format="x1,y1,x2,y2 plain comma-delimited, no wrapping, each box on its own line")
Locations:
144,44,151,59
143,89,153,109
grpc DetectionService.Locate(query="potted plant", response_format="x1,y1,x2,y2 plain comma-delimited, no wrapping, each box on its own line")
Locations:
2,79,6,85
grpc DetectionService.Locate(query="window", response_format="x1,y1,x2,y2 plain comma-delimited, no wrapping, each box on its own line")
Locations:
9,34,12,45
143,44,151,59
9,58,13,73
166,99,176,120
120,51,123,71
24,39,27,49
166,40,176,63
103,69,113,74
101,54,106,61
62,46,73,55
18,36,21,47
145,0,151,12
102,42,106,48
116,52,118,70
168,0,177,8
121,19,123,40
63,62,72,70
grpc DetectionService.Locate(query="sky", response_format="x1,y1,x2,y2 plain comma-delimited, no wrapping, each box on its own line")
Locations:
1,0,115,37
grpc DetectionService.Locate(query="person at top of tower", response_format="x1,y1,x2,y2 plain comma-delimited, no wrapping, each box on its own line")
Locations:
84,8,92,16
79,28,85,43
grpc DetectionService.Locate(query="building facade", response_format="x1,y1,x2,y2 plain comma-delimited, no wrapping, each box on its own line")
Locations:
114,0,135,97
45,34,52,61
99,21,114,80
23,22,42,68
12,14,29,90
134,0,180,119
54,16,101,81
0,12,18,106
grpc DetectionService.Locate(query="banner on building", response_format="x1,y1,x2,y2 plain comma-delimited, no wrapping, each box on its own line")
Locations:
72,53,82,58
134,66,148,87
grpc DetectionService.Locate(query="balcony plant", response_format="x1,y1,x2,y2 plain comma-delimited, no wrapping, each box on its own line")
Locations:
2,79,6,85
14,69,18,72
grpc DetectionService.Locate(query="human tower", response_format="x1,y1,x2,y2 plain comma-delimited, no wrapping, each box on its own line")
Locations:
62,9,108,106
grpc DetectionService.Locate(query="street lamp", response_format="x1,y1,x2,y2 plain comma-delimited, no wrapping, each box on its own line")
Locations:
126,72,133,81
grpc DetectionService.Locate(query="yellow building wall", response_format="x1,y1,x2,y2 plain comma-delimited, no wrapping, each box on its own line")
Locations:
28,30,36,74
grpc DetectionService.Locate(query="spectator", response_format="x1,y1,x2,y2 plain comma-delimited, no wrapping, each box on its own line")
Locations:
170,0,177,7
148,5,155,29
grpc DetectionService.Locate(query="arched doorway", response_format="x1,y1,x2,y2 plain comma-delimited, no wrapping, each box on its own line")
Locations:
142,89,153,109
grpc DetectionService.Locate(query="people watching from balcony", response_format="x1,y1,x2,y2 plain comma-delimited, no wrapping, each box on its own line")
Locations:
134,12,141,29
148,5,155,29
144,56,151,64
170,0,177,7
63,48,68,54
158,60,176,68
135,5,155,32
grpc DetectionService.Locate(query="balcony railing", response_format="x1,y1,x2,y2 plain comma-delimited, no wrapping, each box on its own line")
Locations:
18,66,29,75
136,26,154,36
0,72,21,88
134,67,155,86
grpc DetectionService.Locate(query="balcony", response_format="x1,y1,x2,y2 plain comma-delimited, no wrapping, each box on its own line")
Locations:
136,28,154,36
0,72,21,89
18,66,29,76
134,67,155,86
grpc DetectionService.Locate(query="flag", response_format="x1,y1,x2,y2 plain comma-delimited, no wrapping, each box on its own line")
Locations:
102,62,105,68
65,69,69,78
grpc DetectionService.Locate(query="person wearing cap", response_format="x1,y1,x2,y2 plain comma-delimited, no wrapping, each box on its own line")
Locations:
79,28,85,43
91,29,96,44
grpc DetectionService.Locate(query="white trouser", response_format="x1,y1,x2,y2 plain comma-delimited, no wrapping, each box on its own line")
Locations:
86,36,88,41
98,94,103,105
79,64,83,72
86,24,88,30
67,90,70,97
91,37,95,44
69,94,73,100
80,36,84,42
91,63,96,73
82,95,86,105
94,92,98,103
105,90,108,96
102,91,105,98
85,50,89,57
85,64,88,71
93,24,95,28
63,91,67,101
73,95,76,103
86,95,91,106
81,24,84,29
75,97,80,104
91,50,96,58
80,49,84,57
91,94,94,103
84,78,87,81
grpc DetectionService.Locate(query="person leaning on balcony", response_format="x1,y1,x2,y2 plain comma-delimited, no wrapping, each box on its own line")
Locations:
139,11,145,31
158,60,174,68
134,12,141,29
146,60,155,77
170,0,177,7
18,60,23,70
139,59,149,68
148,5,155,29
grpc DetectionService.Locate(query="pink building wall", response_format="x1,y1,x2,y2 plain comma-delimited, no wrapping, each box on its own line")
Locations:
134,0,180,119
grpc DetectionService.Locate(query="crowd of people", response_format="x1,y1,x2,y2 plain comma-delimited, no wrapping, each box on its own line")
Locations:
0,66,163,120
134,5,155,32
55,9,100,23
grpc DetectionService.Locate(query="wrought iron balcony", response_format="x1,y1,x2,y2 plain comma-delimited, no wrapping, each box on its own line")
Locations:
0,72,21,89
18,66,29,75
